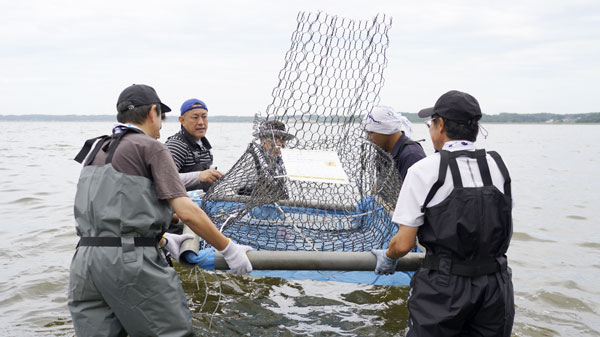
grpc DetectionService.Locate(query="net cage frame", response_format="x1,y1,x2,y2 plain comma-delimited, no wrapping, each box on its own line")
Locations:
200,11,402,253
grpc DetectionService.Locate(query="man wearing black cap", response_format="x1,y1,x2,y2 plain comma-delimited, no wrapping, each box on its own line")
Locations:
68,84,253,337
237,120,294,199
165,98,222,192
372,90,514,336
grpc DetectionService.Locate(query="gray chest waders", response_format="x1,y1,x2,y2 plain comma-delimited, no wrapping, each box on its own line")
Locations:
68,128,195,337
406,149,514,337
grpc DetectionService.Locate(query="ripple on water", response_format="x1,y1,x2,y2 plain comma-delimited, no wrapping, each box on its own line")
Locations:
0,188,24,193
545,280,584,292
566,215,587,220
535,290,594,313
581,242,600,249
8,197,43,205
515,292,600,337
512,232,555,243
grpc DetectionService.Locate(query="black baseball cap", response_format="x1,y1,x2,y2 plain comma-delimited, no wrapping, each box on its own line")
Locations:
116,84,171,113
418,90,482,123
253,120,295,141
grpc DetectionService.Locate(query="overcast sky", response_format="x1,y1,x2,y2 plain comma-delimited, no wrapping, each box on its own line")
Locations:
2,0,599,116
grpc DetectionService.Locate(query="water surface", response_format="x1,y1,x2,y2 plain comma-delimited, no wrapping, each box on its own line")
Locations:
0,121,599,336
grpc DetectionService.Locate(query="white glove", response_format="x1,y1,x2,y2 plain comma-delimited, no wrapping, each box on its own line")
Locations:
219,239,253,275
161,233,194,260
371,249,399,275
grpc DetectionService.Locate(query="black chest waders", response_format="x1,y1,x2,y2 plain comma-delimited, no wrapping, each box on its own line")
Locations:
67,128,195,337
406,149,514,337
174,130,213,174
170,130,214,196
239,143,290,200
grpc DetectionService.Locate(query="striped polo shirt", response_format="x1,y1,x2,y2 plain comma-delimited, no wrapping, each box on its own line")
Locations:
165,129,213,172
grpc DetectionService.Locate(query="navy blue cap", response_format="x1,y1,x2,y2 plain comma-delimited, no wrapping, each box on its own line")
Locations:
180,98,208,116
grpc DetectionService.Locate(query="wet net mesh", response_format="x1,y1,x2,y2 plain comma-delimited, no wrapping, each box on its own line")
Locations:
199,12,401,252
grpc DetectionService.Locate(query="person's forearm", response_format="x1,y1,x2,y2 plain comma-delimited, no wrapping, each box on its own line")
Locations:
169,197,229,250
184,207,229,250
387,236,411,259
179,172,200,190
386,225,418,259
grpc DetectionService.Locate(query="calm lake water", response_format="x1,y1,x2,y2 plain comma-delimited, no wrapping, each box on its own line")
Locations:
0,120,599,336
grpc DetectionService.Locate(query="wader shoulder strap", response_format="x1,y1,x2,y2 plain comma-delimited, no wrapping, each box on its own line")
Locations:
488,151,512,198
445,149,493,187
421,150,450,212
422,149,491,211
175,130,198,162
476,153,493,186
105,130,131,164
74,135,110,164
447,157,462,187
393,138,424,160
177,128,213,163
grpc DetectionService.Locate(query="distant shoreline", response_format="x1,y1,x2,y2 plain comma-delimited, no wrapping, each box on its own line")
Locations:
0,114,255,123
1,112,599,123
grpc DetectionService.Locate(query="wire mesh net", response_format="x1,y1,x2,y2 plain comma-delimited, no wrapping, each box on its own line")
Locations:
200,12,400,252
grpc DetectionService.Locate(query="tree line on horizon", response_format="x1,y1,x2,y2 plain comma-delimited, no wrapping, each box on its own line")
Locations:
1,112,599,123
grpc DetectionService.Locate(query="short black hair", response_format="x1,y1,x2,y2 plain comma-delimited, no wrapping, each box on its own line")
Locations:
116,102,161,124
434,116,479,142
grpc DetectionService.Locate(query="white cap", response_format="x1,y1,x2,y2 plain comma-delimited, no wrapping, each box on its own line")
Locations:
362,106,414,138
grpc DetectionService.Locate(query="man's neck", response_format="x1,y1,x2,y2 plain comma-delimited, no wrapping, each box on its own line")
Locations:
385,131,403,153
181,126,201,142
134,123,153,137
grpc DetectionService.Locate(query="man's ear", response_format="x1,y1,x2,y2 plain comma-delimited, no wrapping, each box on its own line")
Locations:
147,105,158,122
437,118,445,133
178,114,185,124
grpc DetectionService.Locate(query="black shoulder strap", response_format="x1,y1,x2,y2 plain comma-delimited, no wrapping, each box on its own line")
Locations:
74,135,110,164
476,152,494,187
447,149,492,187
393,138,424,159
248,142,264,174
488,151,512,198
447,156,462,188
422,149,492,211
176,129,207,163
179,129,198,152
105,129,136,164
421,150,450,212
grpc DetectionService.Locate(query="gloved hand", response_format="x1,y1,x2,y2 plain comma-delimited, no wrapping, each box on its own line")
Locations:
371,249,399,275
219,239,253,275
161,233,194,260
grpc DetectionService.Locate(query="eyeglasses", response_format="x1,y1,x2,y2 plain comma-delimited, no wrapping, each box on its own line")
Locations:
425,117,437,128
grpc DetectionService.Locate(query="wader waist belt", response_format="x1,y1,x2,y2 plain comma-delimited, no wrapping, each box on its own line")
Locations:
77,237,158,247
422,256,505,277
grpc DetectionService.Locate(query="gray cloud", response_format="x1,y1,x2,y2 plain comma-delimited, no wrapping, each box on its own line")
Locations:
1,0,598,115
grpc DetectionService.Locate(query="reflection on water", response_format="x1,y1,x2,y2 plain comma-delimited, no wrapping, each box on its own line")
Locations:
179,268,410,336
1,122,600,336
